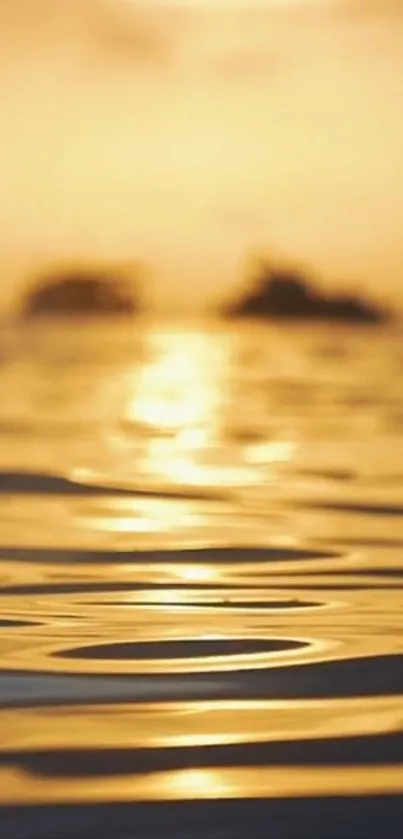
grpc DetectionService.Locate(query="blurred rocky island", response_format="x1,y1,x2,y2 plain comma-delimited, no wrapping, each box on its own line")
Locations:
21,267,141,320
222,259,392,325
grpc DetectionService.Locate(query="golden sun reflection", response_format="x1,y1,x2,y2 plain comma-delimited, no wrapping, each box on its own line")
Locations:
137,588,188,606
80,497,204,536
163,768,230,800
126,331,224,435
118,327,298,489
173,564,219,583
2,764,402,806
123,328,264,487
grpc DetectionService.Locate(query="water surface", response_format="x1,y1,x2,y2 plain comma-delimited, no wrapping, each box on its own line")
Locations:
0,319,402,838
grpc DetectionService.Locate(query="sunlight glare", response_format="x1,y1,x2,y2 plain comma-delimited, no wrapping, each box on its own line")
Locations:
164,768,230,799
174,564,217,583
126,332,224,434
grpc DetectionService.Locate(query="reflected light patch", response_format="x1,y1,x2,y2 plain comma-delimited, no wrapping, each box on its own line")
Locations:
123,330,234,486
126,332,224,435
139,588,188,606
123,329,271,488
246,441,297,465
85,516,160,534
163,768,230,799
80,495,204,535
141,437,261,488
2,765,403,805
178,427,208,450
174,564,218,583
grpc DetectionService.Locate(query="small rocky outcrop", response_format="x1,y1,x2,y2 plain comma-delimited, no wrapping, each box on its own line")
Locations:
21,269,140,319
223,261,391,324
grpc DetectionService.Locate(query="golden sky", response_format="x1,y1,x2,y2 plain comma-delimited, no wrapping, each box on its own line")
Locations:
0,0,403,311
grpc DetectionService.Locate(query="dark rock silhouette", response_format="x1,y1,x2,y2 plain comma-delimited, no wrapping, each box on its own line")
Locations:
21,268,140,319
223,259,391,324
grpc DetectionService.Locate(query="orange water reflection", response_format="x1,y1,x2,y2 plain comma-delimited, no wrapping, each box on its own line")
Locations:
1,765,402,806
2,695,403,805
126,330,225,436
1,322,403,816
123,326,295,488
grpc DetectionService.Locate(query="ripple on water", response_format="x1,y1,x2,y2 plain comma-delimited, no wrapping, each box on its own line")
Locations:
0,545,356,599
4,731,403,780
18,633,313,676
0,619,43,628
1,692,403,821
89,596,324,611
300,499,403,517
0,545,345,564
55,637,305,661
2,695,402,751
0,470,228,502
2,651,403,705
7,587,330,615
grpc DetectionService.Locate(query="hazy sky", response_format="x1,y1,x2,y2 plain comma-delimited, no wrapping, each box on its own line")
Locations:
0,0,403,311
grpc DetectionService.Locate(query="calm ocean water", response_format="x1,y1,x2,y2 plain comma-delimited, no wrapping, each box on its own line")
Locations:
0,318,403,838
